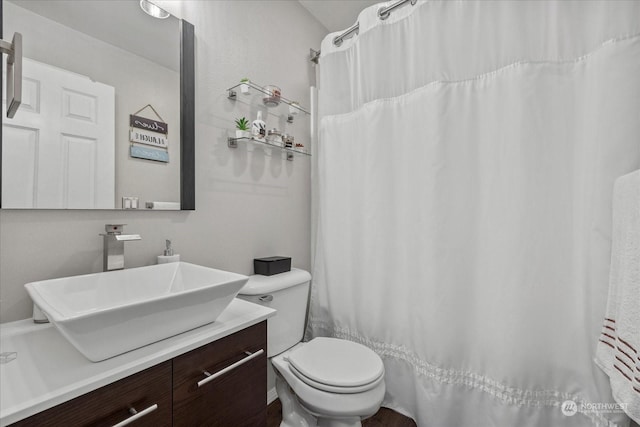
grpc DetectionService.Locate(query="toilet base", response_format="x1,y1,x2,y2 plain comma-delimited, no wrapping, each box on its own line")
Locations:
276,372,363,427
317,417,361,427
277,374,317,427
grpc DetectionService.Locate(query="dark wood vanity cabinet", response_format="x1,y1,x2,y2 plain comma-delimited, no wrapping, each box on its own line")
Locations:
173,321,267,426
10,321,267,427
11,362,172,427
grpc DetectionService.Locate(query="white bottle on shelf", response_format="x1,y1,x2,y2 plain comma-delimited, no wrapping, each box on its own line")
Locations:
252,111,266,140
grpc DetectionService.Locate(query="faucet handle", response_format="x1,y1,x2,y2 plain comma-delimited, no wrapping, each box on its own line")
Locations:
115,234,142,241
100,224,141,241
105,224,127,234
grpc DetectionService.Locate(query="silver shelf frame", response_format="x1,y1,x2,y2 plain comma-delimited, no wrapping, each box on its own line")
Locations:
227,81,310,115
228,136,310,161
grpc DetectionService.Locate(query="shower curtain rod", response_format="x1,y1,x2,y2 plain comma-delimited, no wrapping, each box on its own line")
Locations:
310,0,417,63
333,0,417,47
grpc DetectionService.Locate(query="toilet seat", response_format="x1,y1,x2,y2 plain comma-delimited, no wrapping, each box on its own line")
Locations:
289,363,385,394
286,337,385,394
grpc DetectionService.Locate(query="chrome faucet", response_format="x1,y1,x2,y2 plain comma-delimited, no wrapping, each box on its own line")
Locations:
100,224,141,271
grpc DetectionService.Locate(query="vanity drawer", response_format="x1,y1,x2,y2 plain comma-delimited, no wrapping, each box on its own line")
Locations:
11,361,172,427
173,321,267,427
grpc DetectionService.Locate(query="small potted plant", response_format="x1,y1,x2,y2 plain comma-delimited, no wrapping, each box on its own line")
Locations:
235,117,250,138
240,78,250,95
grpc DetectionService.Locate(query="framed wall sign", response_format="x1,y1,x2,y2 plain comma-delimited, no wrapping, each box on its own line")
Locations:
130,114,168,134
130,145,170,162
129,106,170,163
130,128,168,148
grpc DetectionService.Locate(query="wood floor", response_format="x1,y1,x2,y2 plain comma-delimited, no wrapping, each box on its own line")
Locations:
267,399,417,427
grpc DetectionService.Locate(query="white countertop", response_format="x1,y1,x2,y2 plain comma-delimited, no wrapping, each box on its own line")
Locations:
0,298,275,426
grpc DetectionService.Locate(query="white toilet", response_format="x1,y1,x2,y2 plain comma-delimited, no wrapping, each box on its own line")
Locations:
238,269,385,427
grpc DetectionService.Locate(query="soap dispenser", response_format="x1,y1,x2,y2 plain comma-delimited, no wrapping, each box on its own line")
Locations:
157,239,180,264
252,111,266,140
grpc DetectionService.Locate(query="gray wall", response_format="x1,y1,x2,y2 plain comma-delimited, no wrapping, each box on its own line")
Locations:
0,0,327,322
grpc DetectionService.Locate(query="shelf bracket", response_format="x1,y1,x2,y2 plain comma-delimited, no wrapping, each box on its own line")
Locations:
227,90,237,100
309,48,320,64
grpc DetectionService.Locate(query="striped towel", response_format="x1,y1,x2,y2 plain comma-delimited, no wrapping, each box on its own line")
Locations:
595,170,640,424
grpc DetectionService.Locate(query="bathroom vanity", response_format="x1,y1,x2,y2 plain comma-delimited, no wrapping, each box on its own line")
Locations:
0,299,275,426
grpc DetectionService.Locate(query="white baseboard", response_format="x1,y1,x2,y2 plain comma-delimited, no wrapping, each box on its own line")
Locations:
267,387,278,404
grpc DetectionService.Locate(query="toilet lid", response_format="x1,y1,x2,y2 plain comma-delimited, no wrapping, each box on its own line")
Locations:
288,363,385,394
287,337,384,389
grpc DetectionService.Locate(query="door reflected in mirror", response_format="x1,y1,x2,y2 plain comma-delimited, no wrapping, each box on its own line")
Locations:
2,0,182,209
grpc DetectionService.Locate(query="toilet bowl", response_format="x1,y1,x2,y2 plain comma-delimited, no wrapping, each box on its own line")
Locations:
238,269,385,427
272,339,385,427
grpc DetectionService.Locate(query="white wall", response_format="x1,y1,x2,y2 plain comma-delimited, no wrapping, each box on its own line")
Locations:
0,1,327,322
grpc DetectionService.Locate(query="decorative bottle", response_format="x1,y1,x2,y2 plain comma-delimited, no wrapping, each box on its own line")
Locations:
252,111,266,140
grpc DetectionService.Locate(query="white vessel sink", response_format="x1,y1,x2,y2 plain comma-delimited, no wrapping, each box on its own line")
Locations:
25,262,248,362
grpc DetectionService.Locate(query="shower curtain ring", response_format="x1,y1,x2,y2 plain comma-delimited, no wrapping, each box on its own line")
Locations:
378,7,391,20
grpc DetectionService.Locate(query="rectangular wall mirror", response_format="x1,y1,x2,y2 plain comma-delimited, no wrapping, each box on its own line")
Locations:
0,0,194,210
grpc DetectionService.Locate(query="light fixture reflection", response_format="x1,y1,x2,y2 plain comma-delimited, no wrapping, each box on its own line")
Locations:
140,0,170,19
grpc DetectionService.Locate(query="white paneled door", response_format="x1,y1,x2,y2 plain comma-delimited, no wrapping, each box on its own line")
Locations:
2,57,115,208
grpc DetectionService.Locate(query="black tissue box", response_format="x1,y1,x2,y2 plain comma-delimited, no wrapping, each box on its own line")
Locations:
254,256,291,276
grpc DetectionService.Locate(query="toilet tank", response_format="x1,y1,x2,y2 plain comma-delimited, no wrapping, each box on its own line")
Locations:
238,268,311,357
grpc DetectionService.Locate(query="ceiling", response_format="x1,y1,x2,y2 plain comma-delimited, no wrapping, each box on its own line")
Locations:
8,0,180,71
298,0,381,33
12,0,381,62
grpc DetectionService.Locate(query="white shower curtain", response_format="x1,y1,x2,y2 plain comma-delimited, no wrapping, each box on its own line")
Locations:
308,2,640,426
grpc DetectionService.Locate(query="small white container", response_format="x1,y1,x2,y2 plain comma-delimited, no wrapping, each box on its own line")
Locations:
235,129,250,139
263,85,281,107
158,239,179,264
157,254,180,264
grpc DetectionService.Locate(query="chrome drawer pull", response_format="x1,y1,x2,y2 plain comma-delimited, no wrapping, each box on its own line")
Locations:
197,349,265,388
111,404,158,427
